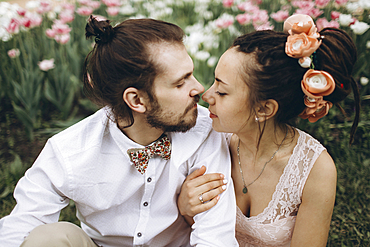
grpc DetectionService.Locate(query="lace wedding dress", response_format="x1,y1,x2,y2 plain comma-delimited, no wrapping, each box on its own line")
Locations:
235,129,325,246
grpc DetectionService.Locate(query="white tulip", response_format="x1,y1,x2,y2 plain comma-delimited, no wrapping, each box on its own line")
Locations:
339,14,353,27
194,51,210,61
25,1,40,10
350,21,370,35
207,56,218,67
346,2,360,13
359,0,370,10
38,59,55,71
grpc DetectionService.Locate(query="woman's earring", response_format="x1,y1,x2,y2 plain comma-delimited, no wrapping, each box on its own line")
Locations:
255,116,259,122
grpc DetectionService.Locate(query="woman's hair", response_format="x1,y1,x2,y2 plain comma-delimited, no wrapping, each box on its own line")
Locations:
232,28,359,144
83,16,185,127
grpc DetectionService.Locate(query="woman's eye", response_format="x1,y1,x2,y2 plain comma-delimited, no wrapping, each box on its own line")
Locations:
216,91,226,96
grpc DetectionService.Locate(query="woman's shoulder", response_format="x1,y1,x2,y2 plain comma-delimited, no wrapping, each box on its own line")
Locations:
295,128,326,152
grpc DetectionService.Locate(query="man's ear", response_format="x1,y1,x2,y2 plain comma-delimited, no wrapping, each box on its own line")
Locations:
123,87,147,113
255,99,279,122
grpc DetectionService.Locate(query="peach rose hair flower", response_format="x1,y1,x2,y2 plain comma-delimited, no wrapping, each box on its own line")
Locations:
301,69,335,98
285,33,321,58
283,14,336,122
299,101,333,123
283,14,318,37
299,69,335,122
284,14,321,59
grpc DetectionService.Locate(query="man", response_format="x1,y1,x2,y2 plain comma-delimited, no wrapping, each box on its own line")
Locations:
0,17,237,246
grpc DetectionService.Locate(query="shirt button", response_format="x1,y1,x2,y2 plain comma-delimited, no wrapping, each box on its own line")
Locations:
143,202,148,207
147,177,152,183
137,232,142,237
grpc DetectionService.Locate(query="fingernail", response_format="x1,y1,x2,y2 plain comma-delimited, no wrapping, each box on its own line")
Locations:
220,174,225,179
223,179,227,184
222,185,227,190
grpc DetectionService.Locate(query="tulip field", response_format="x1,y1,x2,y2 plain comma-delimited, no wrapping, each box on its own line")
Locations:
0,0,369,245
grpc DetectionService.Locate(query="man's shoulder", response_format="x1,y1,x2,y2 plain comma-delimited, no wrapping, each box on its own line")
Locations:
50,108,108,151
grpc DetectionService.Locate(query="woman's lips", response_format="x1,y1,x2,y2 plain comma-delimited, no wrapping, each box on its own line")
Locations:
209,112,217,118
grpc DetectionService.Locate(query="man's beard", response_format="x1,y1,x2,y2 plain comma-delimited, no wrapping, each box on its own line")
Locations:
146,95,200,132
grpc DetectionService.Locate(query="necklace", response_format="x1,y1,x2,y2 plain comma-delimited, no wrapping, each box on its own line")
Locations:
237,128,288,194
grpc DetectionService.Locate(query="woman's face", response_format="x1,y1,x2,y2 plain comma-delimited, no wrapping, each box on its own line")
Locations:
202,48,255,134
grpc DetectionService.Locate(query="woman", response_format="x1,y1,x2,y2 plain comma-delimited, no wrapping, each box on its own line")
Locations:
178,14,359,246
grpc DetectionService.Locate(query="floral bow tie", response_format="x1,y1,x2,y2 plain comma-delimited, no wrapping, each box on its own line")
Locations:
127,135,171,174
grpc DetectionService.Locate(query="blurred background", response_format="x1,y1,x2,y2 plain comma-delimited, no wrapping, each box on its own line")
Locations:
0,0,369,246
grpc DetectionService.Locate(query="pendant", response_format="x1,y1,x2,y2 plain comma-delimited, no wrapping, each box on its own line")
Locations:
242,186,248,194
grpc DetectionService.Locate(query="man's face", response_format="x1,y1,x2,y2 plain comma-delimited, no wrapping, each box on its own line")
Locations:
145,43,204,132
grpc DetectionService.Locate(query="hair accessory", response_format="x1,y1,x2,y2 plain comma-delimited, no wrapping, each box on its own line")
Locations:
284,14,335,122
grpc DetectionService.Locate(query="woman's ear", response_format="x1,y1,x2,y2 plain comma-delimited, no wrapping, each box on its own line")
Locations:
123,87,147,113
255,99,279,122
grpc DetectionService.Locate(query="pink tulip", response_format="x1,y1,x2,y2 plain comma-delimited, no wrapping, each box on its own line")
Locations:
106,6,120,16
7,49,20,58
238,1,259,13
77,0,91,5
252,10,269,26
38,59,55,71
316,18,340,31
215,14,234,29
335,0,348,6
76,6,94,16
88,1,101,10
222,0,234,8
331,11,341,20
55,33,70,44
309,8,324,18
236,13,252,25
254,21,274,31
59,10,75,23
315,0,330,8
37,1,52,14
292,0,315,9
62,3,75,11
251,0,262,4
25,12,43,28
6,18,21,34
17,8,27,17
45,28,56,38
295,8,312,17
270,10,289,22
102,0,121,7
51,21,72,35
22,18,32,28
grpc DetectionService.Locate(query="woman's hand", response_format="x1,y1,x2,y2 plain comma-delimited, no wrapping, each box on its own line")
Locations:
178,166,228,218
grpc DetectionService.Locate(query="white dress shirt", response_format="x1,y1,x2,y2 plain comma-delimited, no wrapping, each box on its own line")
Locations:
0,105,238,247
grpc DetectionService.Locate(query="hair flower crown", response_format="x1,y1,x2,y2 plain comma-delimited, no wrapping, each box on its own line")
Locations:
284,14,335,123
